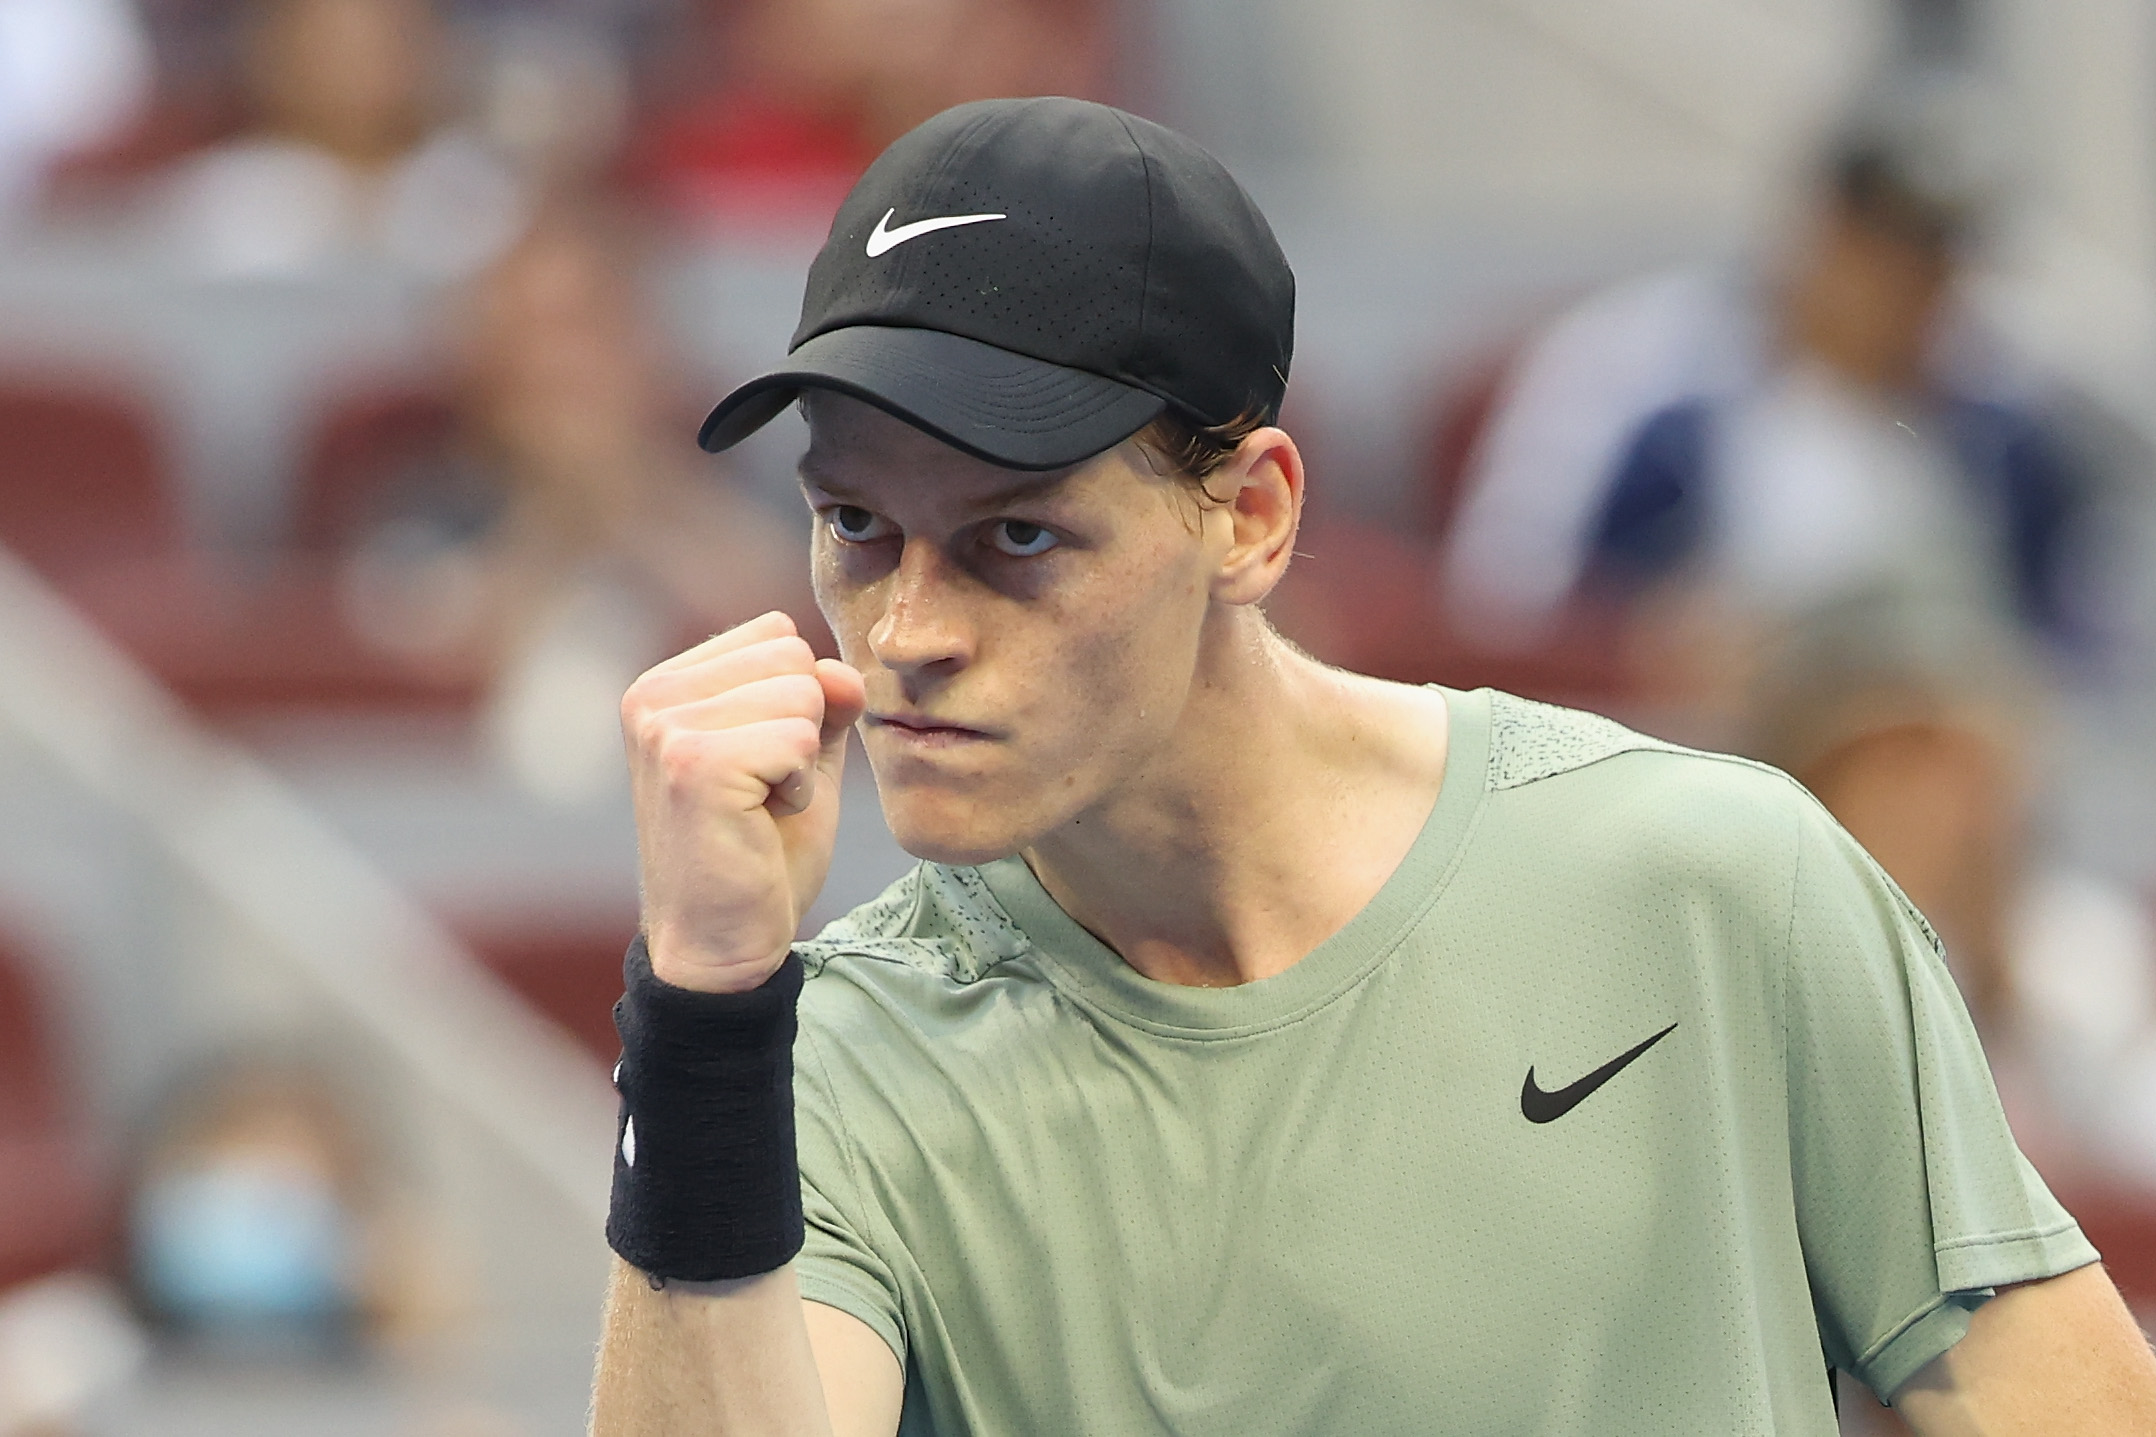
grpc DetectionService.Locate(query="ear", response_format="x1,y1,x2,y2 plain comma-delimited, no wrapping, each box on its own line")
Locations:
1210,426,1304,607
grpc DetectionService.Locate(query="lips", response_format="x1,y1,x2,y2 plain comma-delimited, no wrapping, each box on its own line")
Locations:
867,712,993,743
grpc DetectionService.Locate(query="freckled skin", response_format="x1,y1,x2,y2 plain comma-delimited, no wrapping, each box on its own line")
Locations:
800,393,1227,867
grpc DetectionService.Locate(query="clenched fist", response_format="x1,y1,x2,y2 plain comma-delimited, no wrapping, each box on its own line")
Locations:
621,611,867,994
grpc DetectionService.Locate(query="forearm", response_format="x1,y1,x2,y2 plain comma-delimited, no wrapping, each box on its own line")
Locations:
599,617,872,1433
592,1259,834,1437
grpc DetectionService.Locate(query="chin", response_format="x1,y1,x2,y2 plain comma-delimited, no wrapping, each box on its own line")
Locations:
876,785,1045,868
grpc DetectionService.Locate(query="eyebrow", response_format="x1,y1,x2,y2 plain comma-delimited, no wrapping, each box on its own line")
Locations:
796,461,1073,514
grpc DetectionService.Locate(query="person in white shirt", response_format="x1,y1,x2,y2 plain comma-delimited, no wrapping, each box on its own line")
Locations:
156,0,525,280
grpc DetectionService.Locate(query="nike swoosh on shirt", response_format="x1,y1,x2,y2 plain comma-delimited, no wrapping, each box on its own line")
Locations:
1520,1022,1678,1124
865,208,1008,257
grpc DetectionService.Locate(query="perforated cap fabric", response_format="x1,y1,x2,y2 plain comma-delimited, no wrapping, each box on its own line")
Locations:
698,97,1296,470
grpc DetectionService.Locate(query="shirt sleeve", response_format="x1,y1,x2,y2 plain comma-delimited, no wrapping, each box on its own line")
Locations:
793,1020,909,1369
1783,799,2098,1401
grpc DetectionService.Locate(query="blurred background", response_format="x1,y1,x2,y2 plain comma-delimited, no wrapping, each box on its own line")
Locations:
1,0,2153,1431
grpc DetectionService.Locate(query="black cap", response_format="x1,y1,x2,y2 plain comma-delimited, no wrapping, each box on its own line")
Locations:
698,97,1295,471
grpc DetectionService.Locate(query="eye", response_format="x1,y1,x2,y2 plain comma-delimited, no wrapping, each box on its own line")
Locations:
826,505,894,543
986,519,1058,557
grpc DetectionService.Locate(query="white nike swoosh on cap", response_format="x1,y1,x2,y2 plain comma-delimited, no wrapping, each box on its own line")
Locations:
865,208,1007,257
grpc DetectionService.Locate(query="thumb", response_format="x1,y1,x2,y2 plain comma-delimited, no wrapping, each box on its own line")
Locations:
767,660,865,818
814,658,867,771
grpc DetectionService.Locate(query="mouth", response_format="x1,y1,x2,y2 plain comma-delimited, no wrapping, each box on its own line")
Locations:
866,712,995,747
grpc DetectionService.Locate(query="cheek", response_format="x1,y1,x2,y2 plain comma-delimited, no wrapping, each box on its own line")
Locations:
1033,542,1208,741
808,536,839,626
809,537,877,665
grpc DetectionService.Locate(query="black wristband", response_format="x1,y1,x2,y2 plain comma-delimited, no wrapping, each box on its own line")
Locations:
605,936,805,1282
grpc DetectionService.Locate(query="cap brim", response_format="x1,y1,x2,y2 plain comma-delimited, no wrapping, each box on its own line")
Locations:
697,326,1167,471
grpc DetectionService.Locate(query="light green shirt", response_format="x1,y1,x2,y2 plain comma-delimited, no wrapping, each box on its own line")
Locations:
791,687,2095,1435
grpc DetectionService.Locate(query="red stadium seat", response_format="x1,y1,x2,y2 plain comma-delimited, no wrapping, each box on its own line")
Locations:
292,386,462,554
71,561,486,717
121,382,486,717
0,929,108,1290
0,380,177,582
456,919,636,1066
0,377,484,718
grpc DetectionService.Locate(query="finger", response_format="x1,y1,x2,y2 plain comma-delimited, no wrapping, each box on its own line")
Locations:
801,660,866,795
762,663,864,817
658,716,823,807
642,611,798,679
767,766,815,817
814,659,867,747
628,634,817,715
645,672,826,736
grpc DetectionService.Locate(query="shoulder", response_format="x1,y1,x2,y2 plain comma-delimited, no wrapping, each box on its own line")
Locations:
1473,692,1930,1009
1479,689,1821,892
1485,689,1786,798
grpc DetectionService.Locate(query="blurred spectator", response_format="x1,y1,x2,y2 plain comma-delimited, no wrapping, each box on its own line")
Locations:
1439,69,2128,736
336,206,812,801
0,0,152,224
465,14,630,193
125,1053,425,1358
0,1273,146,1436
625,0,1111,228
1744,594,2156,1191
152,0,526,278
0,923,137,1437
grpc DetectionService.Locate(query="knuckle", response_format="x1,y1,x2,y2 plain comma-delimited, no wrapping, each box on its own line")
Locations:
653,728,703,788
624,688,677,752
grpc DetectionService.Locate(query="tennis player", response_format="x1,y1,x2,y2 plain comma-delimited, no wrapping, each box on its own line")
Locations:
590,97,2156,1435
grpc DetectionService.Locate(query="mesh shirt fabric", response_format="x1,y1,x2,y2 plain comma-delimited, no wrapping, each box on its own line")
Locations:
789,687,2096,1435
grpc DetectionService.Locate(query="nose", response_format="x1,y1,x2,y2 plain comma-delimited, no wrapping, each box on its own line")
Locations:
867,538,971,678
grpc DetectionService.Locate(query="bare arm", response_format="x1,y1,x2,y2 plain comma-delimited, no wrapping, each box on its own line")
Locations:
593,1262,827,1435
1895,1263,2156,1435
595,614,888,1433
591,1261,902,1437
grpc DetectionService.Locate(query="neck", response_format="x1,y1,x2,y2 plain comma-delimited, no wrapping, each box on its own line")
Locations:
1020,616,1448,988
